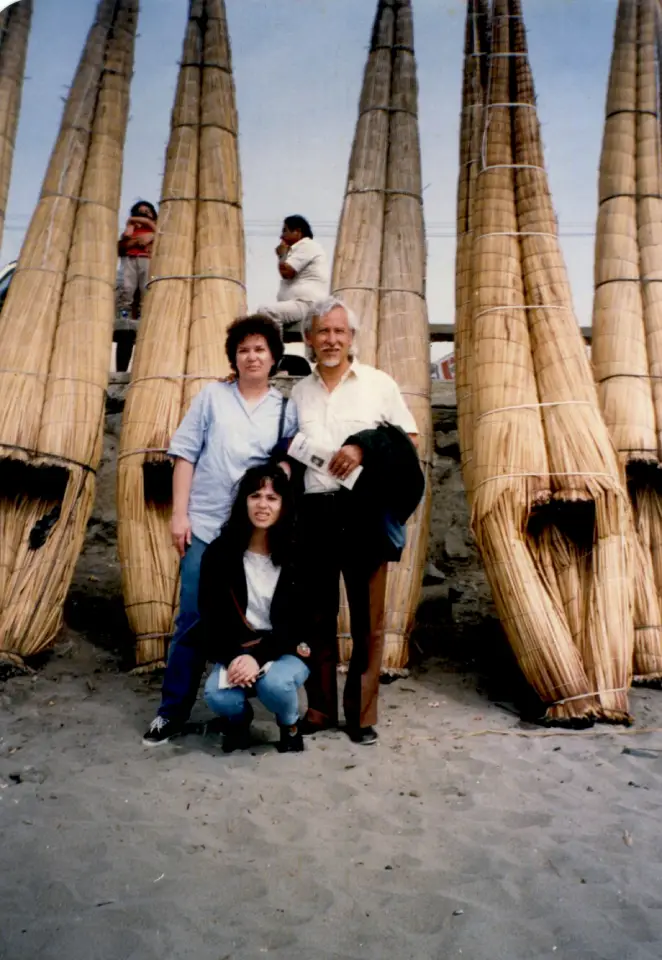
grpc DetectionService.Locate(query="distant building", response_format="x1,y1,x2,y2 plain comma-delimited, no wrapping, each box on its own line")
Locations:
430,352,455,381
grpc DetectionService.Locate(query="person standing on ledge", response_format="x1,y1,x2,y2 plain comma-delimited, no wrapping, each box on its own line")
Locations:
114,199,158,371
257,215,330,335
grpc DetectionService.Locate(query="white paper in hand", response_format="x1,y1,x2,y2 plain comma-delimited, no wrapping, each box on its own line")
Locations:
288,432,363,490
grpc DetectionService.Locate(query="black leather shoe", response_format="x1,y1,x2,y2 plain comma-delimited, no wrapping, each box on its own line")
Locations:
298,717,334,737
347,726,378,746
277,724,305,753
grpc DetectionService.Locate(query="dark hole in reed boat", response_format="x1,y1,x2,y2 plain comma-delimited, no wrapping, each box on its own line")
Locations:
143,459,173,506
527,499,596,552
0,459,68,550
627,460,662,500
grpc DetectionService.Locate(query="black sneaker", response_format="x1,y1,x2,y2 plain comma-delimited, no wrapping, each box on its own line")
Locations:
142,716,182,746
347,725,378,746
277,724,305,753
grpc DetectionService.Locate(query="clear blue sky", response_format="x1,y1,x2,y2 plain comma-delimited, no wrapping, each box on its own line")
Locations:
2,0,618,358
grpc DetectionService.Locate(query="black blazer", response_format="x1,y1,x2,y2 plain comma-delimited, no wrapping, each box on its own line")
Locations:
198,532,304,667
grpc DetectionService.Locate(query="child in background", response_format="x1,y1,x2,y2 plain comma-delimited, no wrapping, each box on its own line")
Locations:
115,200,158,370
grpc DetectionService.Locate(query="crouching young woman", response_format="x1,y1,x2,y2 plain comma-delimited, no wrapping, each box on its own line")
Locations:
199,464,310,754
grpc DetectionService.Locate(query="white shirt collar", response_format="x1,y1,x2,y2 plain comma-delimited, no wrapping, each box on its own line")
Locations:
311,358,360,385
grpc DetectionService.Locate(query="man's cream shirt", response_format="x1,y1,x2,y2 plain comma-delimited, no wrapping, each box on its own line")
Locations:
291,360,418,494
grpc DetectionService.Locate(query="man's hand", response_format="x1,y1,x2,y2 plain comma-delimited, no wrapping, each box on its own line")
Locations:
277,460,292,479
228,655,260,687
328,444,363,480
171,512,192,557
278,261,296,280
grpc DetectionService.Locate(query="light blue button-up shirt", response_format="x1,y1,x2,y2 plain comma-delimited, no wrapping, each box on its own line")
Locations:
168,381,298,544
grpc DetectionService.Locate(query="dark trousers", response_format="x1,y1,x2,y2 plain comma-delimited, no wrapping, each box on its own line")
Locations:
113,330,136,372
299,493,387,729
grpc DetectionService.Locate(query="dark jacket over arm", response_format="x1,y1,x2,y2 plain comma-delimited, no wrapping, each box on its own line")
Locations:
198,533,305,666
343,422,425,563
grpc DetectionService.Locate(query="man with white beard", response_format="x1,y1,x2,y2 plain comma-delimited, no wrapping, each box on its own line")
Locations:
289,297,418,746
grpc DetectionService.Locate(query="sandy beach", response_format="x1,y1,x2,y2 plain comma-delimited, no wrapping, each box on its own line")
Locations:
2,395,662,959
2,633,662,960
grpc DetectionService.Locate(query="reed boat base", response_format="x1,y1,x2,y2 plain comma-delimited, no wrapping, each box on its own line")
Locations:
0,649,33,678
129,659,166,676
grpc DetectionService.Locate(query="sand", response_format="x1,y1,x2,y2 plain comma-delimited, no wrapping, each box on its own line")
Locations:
2,638,662,960
2,386,662,959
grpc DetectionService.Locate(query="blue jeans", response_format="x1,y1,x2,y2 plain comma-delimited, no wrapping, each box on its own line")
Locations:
158,535,208,722
204,655,309,727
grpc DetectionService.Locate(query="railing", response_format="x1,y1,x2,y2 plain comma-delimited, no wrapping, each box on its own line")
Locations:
284,324,593,345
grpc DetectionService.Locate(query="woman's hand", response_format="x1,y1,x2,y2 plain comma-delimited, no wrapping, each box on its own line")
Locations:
228,655,260,687
171,512,192,557
328,444,363,480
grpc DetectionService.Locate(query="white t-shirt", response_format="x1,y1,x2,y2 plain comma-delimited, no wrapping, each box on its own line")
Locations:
243,550,281,630
277,237,329,304
291,360,418,494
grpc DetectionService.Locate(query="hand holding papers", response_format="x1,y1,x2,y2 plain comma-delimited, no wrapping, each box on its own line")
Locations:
288,432,363,490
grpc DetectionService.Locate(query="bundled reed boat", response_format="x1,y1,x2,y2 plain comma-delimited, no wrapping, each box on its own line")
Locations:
456,0,635,724
455,0,489,500
117,0,245,671
0,0,137,667
0,0,32,250
332,0,432,675
592,0,662,681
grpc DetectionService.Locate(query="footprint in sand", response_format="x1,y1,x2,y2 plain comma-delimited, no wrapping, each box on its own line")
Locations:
500,810,554,830
376,891,458,935
266,876,336,925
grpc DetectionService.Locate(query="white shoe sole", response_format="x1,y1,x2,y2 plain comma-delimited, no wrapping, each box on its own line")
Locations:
142,733,173,747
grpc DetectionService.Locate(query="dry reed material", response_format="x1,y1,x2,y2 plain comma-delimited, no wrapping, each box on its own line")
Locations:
471,2,582,723
118,0,246,670
592,0,662,682
0,0,116,457
632,0,662,677
593,0,656,461
333,1,397,668
593,0,662,681
0,0,32,251
375,0,432,673
333,0,432,674
470,0,635,724
331,0,395,365
186,0,244,404
0,0,137,664
455,0,489,502
511,0,634,721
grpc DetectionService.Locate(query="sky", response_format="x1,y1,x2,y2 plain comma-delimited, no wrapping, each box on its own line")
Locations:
1,0,619,360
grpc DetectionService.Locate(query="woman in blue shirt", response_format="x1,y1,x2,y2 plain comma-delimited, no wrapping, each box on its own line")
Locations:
143,315,297,745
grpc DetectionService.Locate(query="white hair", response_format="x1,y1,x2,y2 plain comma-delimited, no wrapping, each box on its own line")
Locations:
302,296,360,361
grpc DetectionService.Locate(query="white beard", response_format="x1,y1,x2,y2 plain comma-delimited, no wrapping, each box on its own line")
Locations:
318,354,342,367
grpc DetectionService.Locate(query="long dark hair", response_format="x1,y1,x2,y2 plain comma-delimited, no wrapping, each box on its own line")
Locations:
222,464,294,567
130,200,157,220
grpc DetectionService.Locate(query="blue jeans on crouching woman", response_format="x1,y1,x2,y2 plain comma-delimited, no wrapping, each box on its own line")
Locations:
158,535,208,722
204,655,309,727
